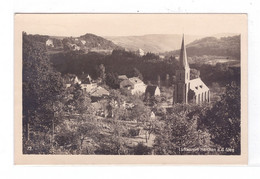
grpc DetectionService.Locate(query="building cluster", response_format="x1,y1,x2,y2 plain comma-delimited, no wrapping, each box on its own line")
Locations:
64,34,210,119
65,73,160,118
65,74,109,100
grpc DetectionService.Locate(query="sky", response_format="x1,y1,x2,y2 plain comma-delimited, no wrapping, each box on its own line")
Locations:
15,14,246,37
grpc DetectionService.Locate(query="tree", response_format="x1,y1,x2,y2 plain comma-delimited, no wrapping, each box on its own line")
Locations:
157,75,161,87
97,64,106,84
143,52,159,61
153,104,212,155
133,143,152,155
54,83,97,154
199,82,241,154
130,96,150,123
133,67,143,81
190,68,200,80
22,33,65,153
96,120,129,155
106,72,119,89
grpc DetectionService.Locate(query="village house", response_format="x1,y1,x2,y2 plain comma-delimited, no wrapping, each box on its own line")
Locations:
80,74,97,93
89,86,110,102
137,48,145,56
80,40,86,45
65,76,81,88
150,111,156,119
120,77,147,95
65,74,108,101
46,39,54,47
159,55,165,59
70,44,81,51
173,35,210,104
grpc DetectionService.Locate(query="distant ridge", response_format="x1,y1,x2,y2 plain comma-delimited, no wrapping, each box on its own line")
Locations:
164,35,240,59
78,33,120,50
27,32,239,56
105,34,202,53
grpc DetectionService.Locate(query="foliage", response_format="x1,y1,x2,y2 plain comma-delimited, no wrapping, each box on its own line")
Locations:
129,96,151,123
50,48,240,88
95,120,129,155
22,32,65,153
133,143,152,155
50,49,176,83
199,82,241,154
97,64,106,84
106,72,120,89
153,104,213,155
190,68,200,80
133,67,143,81
142,52,160,61
191,62,240,86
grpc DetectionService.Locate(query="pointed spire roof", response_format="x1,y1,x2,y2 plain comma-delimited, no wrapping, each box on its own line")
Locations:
179,34,189,69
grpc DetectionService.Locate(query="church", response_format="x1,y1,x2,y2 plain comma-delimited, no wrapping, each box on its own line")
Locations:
173,35,210,104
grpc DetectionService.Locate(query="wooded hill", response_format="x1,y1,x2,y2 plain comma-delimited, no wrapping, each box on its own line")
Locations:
27,33,122,53
164,35,241,59
62,33,122,52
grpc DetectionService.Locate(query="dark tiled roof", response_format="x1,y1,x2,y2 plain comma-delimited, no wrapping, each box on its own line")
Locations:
145,85,158,96
81,78,91,84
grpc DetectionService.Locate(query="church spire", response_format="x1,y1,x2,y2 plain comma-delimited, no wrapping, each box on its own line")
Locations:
179,34,189,69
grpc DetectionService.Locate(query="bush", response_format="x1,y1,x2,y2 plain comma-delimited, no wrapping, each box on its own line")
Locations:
128,128,140,137
133,143,152,155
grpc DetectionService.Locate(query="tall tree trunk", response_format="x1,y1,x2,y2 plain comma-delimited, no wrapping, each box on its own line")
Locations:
26,120,30,141
80,139,84,154
24,110,30,141
145,131,148,143
52,118,55,146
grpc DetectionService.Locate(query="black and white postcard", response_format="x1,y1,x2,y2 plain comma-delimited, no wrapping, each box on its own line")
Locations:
14,14,247,164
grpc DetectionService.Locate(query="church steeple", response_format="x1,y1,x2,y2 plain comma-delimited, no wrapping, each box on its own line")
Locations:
179,34,189,69
173,34,210,105
173,34,191,104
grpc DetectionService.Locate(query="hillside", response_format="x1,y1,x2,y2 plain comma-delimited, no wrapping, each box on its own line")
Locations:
164,35,241,59
105,34,202,53
80,33,120,50
26,33,122,54
61,33,122,53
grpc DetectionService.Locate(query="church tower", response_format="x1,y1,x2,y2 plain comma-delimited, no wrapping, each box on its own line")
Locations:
173,35,190,104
